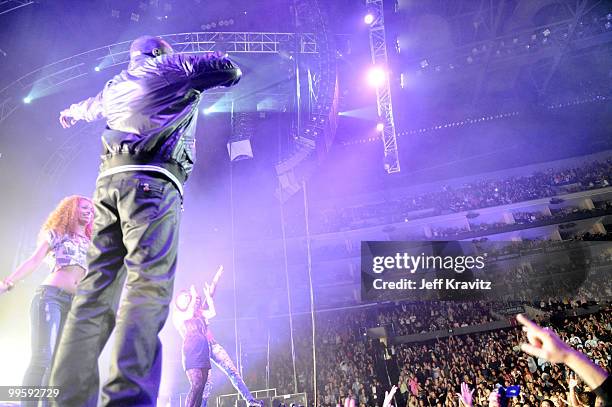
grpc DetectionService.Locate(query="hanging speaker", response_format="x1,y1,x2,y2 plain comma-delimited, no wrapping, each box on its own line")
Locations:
227,139,253,161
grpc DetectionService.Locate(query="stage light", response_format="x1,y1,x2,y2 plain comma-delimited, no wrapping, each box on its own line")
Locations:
364,13,375,25
203,107,213,115
376,122,384,132
367,66,387,87
23,97,31,104
94,66,101,72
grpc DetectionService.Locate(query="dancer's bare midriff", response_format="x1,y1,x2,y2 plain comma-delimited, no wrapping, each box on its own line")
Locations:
41,265,86,295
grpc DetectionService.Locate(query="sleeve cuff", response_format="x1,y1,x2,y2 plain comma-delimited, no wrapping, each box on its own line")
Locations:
593,375,612,406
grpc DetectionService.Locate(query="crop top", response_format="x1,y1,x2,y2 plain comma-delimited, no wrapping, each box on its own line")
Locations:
46,230,89,272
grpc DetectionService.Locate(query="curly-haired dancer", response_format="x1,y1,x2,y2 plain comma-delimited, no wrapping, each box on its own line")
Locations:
0,196,94,392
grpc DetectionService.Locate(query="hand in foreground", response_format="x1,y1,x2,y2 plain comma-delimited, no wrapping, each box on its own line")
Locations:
456,382,474,407
59,109,77,128
382,385,397,407
516,314,573,364
0,280,13,295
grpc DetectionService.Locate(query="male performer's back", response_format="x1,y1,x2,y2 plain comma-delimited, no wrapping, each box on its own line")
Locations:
49,36,241,406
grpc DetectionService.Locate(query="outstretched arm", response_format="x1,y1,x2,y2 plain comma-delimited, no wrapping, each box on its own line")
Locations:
207,265,224,298
169,52,241,92
517,314,609,390
171,298,184,333
202,283,216,321
59,90,105,128
0,241,50,294
382,385,397,407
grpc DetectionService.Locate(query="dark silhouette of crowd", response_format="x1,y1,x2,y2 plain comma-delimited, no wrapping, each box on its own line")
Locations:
313,159,611,233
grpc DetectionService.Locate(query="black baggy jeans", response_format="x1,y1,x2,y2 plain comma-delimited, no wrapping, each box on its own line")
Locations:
22,285,73,407
49,171,182,407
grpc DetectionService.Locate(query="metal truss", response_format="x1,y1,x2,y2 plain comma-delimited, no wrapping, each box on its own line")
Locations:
366,0,400,174
0,31,318,125
0,10,337,203
0,0,33,16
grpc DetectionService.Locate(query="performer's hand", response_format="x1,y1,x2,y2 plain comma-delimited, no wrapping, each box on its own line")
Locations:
59,109,77,128
212,265,224,282
516,314,573,364
0,279,13,295
456,382,474,407
382,385,397,407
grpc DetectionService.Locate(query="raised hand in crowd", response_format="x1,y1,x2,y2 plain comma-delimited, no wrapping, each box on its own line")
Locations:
382,385,397,407
456,382,474,407
517,314,610,406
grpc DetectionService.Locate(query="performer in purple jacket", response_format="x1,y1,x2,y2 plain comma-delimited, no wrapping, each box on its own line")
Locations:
49,35,241,406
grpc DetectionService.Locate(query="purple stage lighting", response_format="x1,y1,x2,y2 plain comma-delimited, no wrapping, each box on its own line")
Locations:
367,66,386,87
376,122,384,132
364,13,374,25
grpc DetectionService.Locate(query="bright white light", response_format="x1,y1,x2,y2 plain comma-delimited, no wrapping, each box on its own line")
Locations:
367,67,387,87
376,122,384,132
364,13,375,24
94,66,101,72
23,97,32,104
203,107,213,115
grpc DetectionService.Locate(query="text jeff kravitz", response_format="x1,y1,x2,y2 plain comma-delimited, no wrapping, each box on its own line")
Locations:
372,278,492,290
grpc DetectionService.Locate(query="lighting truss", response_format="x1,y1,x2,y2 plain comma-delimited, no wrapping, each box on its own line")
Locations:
366,0,400,174
0,0,33,16
0,31,318,125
